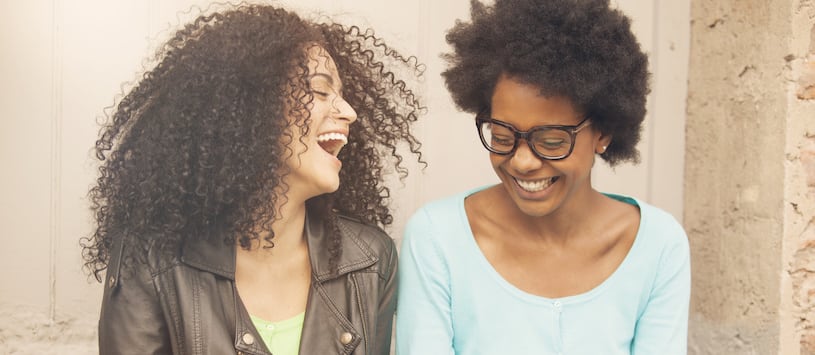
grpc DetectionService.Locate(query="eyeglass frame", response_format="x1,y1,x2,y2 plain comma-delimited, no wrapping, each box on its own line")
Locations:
475,112,593,161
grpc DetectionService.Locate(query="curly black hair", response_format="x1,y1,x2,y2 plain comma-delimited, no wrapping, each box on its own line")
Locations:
81,4,424,281
443,0,649,165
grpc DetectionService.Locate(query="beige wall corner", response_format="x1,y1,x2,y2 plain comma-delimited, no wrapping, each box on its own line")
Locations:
687,0,815,354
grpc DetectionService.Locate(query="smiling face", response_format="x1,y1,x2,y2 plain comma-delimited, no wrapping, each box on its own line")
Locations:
488,74,610,218
283,45,358,203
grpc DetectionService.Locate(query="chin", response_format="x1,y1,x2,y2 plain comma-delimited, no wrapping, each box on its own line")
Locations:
505,190,561,218
519,206,557,218
321,179,341,194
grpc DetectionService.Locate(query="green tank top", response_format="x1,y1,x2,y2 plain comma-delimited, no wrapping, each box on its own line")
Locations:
250,312,305,355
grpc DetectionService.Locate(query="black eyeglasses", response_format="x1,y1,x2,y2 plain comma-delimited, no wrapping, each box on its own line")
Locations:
476,113,592,160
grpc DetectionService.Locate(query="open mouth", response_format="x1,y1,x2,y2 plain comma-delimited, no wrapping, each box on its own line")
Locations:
514,176,558,192
316,132,348,156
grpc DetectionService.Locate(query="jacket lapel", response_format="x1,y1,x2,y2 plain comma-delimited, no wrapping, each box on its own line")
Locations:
178,208,379,355
180,232,236,280
179,209,379,280
304,209,378,281
299,210,378,354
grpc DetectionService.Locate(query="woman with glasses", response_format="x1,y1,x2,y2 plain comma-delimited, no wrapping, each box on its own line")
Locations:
396,0,690,354
82,4,423,354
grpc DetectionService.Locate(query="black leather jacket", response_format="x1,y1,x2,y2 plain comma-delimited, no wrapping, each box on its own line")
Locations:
98,212,398,355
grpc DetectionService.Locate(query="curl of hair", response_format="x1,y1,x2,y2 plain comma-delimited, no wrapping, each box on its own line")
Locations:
443,0,649,165
81,4,424,281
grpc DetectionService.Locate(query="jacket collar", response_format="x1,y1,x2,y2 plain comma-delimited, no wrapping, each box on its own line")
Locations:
179,208,378,281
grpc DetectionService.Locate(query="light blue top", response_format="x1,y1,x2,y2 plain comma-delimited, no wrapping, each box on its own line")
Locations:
396,187,690,355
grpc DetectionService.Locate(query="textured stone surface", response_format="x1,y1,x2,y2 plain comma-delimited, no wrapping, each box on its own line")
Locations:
790,9,815,353
799,24,815,100
687,0,815,353
792,136,815,352
798,58,815,100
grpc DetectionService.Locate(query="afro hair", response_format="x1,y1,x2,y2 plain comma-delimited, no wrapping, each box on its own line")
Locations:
443,0,650,165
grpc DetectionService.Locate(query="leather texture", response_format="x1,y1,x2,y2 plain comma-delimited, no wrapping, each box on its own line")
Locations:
98,211,398,355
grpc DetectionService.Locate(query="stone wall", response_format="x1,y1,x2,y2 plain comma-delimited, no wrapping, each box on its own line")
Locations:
789,17,815,354
687,0,815,353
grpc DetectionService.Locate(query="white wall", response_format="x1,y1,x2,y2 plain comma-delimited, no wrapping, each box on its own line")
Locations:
0,0,688,353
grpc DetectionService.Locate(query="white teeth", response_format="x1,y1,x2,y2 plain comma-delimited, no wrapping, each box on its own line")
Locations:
316,132,348,145
515,177,555,192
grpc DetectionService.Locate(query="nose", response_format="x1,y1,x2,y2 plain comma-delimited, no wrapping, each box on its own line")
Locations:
508,141,543,173
333,96,358,124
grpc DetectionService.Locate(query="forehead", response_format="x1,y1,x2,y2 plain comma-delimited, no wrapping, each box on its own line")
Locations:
305,45,340,80
490,75,580,127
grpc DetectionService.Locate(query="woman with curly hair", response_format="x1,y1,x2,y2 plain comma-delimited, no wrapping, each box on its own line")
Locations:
82,4,422,355
396,0,690,354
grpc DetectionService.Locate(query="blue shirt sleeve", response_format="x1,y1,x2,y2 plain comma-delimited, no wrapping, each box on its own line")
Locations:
396,207,456,355
631,219,691,355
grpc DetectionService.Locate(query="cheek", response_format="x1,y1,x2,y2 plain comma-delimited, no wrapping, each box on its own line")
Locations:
308,98,332,116
489,154,507,171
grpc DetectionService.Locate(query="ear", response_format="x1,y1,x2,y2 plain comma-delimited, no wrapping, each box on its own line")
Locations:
595,132,613,154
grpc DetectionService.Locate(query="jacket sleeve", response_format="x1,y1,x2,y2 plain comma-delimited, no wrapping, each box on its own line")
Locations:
395,208,455,355
373,236,399,355
98,239,173,355
631,226,691,355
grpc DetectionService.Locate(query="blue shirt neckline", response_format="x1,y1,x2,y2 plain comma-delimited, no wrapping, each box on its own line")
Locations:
457,185,645,306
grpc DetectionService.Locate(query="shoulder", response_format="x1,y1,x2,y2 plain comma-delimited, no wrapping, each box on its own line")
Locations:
401,189,481,259
126,235,184,271
606,193,687,245
336,214,396,261
405,190,471,233
636,200,687,245
603,193,689,262
624,198,690,273
104,234,182,292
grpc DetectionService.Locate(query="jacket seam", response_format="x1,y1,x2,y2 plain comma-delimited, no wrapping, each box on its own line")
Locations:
192,271,204,355
148,257,182,278
379,240,395,282
161,274,186,352
352,273,369,351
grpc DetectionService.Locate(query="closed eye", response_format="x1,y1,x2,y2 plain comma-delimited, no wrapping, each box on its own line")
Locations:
491,135,514,146
536,138,567,150
310,73,341,98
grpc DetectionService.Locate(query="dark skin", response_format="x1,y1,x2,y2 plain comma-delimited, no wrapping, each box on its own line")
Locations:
464,74,639,298
466,187,638,298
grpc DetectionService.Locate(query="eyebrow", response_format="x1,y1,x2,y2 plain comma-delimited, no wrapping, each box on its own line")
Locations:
310,73,342,92
486,116,591,130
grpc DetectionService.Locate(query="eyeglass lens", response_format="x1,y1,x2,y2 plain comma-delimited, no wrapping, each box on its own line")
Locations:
479,121,574,158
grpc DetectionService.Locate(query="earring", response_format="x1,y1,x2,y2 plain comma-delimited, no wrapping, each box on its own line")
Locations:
599,146,607,154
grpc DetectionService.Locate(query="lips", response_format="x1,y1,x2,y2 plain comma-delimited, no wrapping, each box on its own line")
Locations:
316,132,348,156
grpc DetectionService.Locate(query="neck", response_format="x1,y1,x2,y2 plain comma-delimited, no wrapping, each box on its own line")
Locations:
504,186,604,244
273,199,308,248
242,198,309,259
